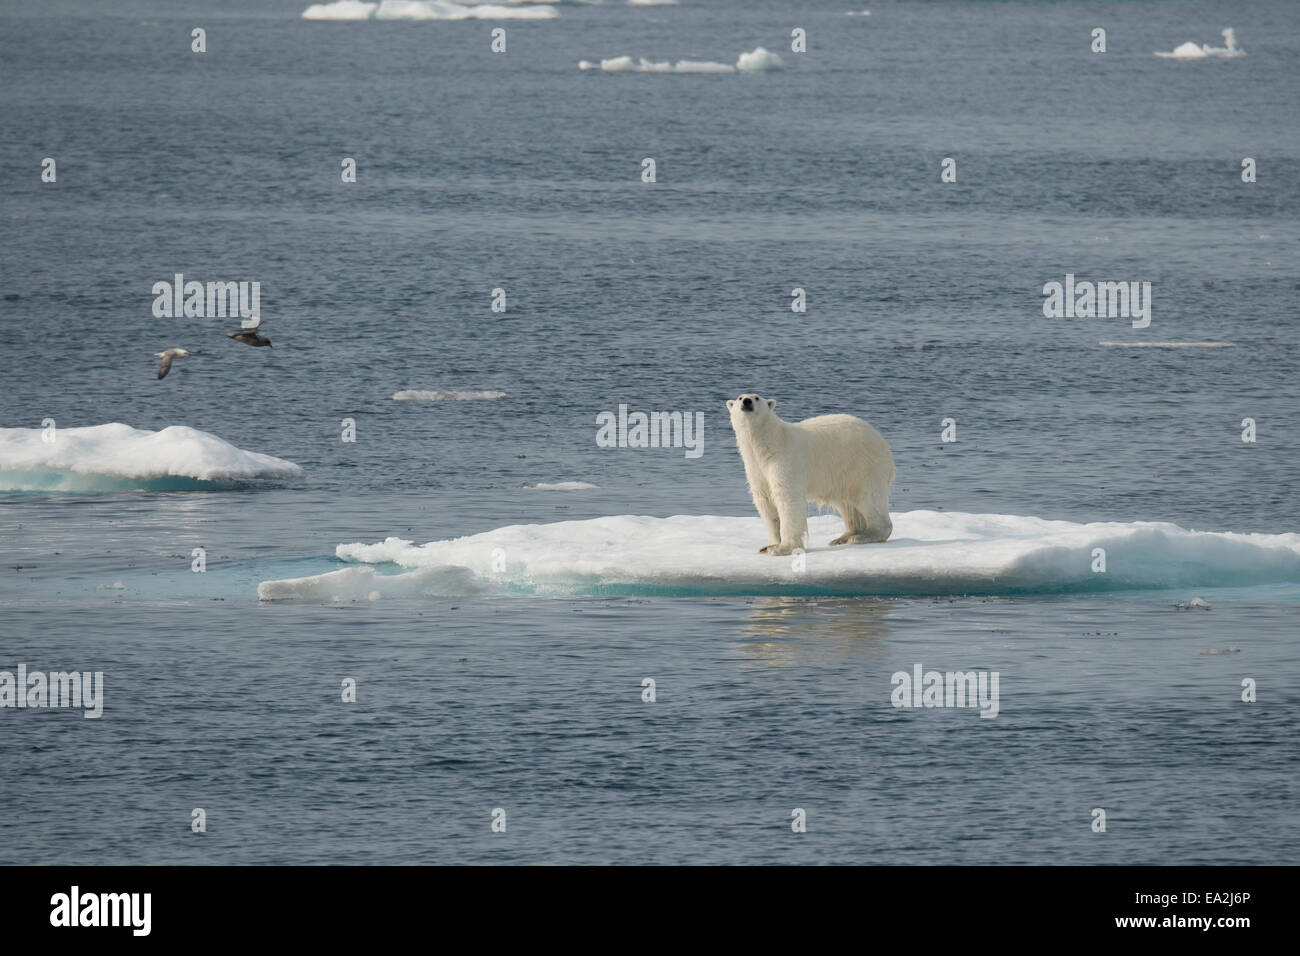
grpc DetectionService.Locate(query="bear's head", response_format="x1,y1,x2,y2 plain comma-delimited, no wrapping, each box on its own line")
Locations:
727,394,777,430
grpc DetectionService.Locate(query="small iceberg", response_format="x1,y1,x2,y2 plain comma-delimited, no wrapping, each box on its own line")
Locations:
736,47,785,73
1156,28,1244,59
0,423,302,492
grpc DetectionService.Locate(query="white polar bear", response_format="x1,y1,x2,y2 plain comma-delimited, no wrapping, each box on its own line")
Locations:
727,394,894,556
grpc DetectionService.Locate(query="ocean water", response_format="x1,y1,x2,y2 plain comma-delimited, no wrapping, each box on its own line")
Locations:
1,0,1298,865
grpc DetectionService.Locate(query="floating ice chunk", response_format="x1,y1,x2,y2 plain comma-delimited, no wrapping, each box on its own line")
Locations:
302,0,378,18
391,389,507,401
374,0,558,18
528,481,600,490
1156,30,1244,59
1202,28,1245,57
303,0,558,19
1099,342,1234,349
258,565,491,601
737,47,784,72
675,59,736,74
598,56,638,72
0,423,301,492
583,55,736,73
1155,41,1208,59
258,511,1300,600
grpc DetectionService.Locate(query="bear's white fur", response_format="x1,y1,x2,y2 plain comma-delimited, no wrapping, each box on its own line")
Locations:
727,394,894,556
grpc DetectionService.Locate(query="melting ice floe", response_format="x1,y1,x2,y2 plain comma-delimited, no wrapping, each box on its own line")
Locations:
579,47,784,74
257,511,1300,601
527,481,599,490
302,1,558,19
1155,28,1245,59
392,389,507,401
1099,341,1234,349
0,423,302,492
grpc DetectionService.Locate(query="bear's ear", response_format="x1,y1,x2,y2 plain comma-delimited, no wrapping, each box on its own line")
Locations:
766,398,776,410
726,399,735,410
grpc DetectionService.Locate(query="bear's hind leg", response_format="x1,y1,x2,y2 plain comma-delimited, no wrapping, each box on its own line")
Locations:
829,503,892,546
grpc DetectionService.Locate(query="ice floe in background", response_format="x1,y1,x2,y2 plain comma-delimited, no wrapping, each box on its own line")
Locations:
391,389,508,401
1099,342,1234,349
580,47,783,74
1155,28,1244,59
736,47,785,72
257,510,1300,601
0,423,302,492
301,0,377,17
527,481,600,490
302,1,558,20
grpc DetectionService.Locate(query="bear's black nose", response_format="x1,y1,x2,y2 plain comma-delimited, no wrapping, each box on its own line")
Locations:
741,397,753,409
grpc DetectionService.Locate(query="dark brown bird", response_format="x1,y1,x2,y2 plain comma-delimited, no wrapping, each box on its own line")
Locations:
226,316,271,347
227,330,271,347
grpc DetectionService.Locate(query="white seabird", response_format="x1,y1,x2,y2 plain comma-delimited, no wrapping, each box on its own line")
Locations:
154,348,198,380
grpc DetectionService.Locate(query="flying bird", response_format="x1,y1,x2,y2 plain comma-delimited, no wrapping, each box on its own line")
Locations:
227,315,271,347
154,348,198,380
227,330,272,347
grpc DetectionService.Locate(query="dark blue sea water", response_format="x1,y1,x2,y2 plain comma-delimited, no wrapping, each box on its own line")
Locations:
1,0,1298,864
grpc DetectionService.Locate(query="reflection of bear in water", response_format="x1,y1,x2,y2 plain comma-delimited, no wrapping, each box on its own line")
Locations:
727,394,894,556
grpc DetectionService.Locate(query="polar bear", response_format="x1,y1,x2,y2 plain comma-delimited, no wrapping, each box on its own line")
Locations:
727,394,894,556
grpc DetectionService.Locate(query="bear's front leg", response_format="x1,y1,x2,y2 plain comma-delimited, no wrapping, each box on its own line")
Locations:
753,490,782,553
763,489,807,556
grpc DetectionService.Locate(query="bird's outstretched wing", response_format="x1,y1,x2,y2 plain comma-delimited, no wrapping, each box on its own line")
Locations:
157,354,173,379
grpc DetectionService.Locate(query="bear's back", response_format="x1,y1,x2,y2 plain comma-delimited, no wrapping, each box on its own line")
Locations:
792,413,894,476
796,413,884,440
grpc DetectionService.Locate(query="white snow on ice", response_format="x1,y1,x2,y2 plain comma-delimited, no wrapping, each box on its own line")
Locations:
0,423,302,492
527,481,600,490
257,510,1300,601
